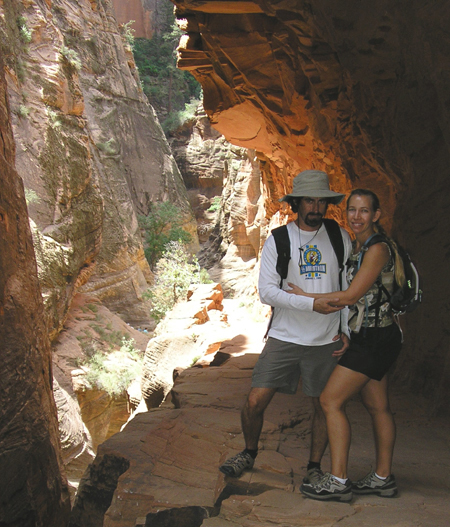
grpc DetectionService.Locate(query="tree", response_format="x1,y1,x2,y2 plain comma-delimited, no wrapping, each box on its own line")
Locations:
139,201,192,270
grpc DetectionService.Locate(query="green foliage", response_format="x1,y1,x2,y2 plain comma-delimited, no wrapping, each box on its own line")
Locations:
17,16,32,44
82,338,143,397
139,202,193,270
207,196,221,212
146,241,212,323
46,106,62,129
131,3,202,135
24,188,40,205
17,104,30,118
60,44,82,71
96,138,117,155
121,20,135,49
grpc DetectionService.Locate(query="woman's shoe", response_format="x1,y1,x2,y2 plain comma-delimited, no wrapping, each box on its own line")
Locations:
352,471,398,497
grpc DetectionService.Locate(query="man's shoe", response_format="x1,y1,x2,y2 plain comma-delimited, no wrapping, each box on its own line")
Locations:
302,466,324,485
352,471,398,497
219,451,255,477
300,472,353,502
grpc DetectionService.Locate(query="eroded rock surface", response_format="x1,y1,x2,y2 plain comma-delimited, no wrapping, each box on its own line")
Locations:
69,301,450,527
0,51,70,526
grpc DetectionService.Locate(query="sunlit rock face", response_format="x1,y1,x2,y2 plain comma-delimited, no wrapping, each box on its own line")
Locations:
170,104,265,295
173,0,450,411
1,0,197,334
0,53,70,527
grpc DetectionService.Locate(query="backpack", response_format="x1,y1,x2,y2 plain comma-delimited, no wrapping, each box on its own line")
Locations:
272,218,345,288
357,233,422,316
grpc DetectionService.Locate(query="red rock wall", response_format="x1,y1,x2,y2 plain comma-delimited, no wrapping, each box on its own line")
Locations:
0,54,70,526
110,0,153,38
173,0,450,413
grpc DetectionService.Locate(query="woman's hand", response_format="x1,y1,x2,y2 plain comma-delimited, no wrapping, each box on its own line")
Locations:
286,282,305,295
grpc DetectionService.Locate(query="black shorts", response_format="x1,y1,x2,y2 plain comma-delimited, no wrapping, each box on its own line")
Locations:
339,323,402,381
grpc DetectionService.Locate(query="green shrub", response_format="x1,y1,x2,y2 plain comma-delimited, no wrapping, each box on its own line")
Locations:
24,188,39,205
139,202,192,270
83,338,143,397
60,44,82,71
18,18,32,44
146,241,212,323
121,20,135,49
17,104,30,118
207,196,221,212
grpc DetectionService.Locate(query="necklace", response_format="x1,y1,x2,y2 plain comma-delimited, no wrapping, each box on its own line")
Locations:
298,225,320,266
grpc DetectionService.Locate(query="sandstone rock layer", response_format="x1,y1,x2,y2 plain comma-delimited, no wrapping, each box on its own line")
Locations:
0,52,70,527
69,301,450,527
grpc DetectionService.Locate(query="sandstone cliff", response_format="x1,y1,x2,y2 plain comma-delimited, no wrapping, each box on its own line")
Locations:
173,0,450,412
170,103,265,297
1,0,198,516
2,0,198,336
0,52,71,527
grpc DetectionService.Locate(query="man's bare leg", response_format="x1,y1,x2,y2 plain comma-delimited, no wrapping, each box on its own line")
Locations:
242,387,277,450
220,387,276,477
310,396,329,464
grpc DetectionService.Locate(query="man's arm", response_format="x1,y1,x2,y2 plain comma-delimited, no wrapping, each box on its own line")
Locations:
258,234,343,314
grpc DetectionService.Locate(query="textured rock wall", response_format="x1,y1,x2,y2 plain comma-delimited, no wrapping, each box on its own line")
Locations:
110,0,160,39
0,52,70,527
2,0,198,336
173,0,450,412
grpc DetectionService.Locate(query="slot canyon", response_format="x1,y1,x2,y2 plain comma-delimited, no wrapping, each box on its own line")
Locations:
1,1,449,526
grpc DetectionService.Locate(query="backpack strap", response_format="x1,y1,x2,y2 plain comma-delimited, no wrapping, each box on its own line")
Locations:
357,233,391,331
272,224,291,286
263,225,291,340
323,218,345,290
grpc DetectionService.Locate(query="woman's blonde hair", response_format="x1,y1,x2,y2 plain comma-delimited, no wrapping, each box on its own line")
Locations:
347,189,406,287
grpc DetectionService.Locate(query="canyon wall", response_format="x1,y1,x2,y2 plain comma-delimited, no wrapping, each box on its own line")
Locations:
110,0,160,39
173,0,450,413
0,52,70,527
0,0,197,514
2,0,198,337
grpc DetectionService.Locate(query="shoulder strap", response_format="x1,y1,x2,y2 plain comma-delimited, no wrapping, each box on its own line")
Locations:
271,225,291,282
357,233,389,270
323,218,345,274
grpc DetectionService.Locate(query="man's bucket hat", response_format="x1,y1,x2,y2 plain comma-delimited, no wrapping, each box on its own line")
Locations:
280,169,345,205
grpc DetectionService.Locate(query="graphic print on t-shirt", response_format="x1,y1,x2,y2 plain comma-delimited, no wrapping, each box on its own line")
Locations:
299,244,326,279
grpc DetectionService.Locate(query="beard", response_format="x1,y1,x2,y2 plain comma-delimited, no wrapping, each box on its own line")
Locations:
304,213,323,227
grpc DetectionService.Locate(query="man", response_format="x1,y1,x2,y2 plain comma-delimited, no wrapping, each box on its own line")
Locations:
219,169,352,485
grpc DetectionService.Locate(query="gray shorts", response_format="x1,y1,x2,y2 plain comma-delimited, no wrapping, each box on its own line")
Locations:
251,337,341,397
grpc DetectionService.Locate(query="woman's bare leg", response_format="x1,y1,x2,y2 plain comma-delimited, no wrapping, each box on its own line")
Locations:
360,375,395,477
320,365,370,479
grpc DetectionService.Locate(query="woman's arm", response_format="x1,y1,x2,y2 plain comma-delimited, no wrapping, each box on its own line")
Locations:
287,242,390,307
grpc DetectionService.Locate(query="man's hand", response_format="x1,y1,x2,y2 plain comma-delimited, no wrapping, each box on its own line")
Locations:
332,333,350,357
313,297,343,314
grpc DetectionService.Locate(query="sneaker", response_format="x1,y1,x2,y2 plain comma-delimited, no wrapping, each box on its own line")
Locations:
352,471,398,497
302,466,324,485
219,451,255,477
300,472,353,502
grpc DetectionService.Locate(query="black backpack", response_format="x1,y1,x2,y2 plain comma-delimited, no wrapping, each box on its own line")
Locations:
357,234,422,315
272,218,345,288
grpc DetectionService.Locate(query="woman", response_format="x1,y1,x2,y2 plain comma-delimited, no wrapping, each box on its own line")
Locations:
289,189,404,502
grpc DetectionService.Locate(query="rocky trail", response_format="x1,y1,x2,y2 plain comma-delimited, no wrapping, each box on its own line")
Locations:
69,300,450,527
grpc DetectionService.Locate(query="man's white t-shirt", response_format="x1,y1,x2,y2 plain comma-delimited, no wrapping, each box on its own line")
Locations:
259,220,352,346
